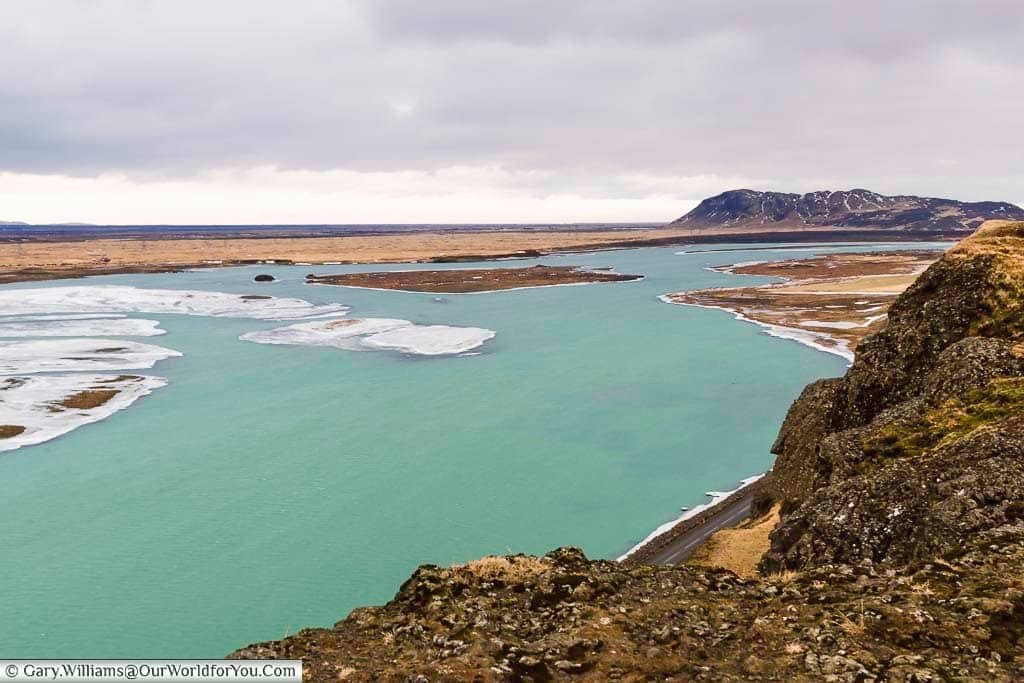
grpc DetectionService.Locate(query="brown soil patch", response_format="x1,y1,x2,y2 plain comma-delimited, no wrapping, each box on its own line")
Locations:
782,273,922,294
0,425,26,438
307,265,641,293
727,250,938,280
56,389,120,410
689,504,781,578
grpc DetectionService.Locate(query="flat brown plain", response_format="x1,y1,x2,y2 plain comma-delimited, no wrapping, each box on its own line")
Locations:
0,228,695,284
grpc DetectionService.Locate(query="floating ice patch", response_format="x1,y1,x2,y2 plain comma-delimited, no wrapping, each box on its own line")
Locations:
0,286,348,320
240,318,413,350
360,325,496,356
797,320,862,330
0,318,165,338
0,339,181,375
0,374,166,452
0,314,128,321
240,318,495,356
799,316,887,330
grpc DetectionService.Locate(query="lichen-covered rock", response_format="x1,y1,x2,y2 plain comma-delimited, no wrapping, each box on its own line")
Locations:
764,417,1024,570
767,223,1024,505
232,531,1024,680
762,223,1024,571
767,378,843,509
923,336,1024,404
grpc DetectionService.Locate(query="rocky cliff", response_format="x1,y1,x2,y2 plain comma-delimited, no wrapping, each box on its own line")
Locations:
763,221,1024,571
231,223,1024,681
673,189,1024,235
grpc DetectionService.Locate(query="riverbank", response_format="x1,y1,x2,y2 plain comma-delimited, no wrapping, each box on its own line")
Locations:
618,474,765,564
0,227,959,284
661,249,942,361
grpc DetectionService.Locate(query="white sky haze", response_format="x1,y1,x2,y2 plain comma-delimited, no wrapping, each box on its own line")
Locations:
2,1,1022,224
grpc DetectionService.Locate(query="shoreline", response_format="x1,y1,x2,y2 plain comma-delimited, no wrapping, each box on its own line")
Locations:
658,294,855,362
658,249,943,363
618,473,766,563
0,229,966,286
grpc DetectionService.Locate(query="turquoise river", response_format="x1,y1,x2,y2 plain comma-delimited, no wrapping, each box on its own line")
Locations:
0,242,938,656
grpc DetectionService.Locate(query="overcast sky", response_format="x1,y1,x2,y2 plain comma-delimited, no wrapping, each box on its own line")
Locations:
1,0,1022,224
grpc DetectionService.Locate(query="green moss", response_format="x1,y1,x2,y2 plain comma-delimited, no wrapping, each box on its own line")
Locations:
862,377,1024,461
977,263,1024,339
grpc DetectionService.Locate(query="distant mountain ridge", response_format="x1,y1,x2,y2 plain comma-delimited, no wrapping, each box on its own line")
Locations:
674,188,1024,234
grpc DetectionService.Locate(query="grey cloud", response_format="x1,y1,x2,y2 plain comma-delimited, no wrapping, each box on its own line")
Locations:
0,0,1022,202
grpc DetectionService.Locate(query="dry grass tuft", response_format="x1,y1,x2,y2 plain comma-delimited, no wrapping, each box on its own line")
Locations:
767,569,800,584
952,221,1024,260
839,613,867,637
688,504,781,578
455,555,549,582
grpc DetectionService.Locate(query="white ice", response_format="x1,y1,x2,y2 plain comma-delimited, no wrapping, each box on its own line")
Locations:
0,339,181,375
0,374,167,452
0,318,165,338
240,318,495,356
798,320,862,330
360,325,496,355
0,286,348,320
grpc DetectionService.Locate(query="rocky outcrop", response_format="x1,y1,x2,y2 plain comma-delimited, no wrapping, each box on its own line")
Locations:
231,223,1024,680
762,222,1024,571
232,533,1024,680
674,189,1024,235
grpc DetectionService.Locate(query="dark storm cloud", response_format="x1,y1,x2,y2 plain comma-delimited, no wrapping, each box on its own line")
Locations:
1,0,1022,201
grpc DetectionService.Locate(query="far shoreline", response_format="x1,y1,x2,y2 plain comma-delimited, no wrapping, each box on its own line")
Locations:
0,225,967,286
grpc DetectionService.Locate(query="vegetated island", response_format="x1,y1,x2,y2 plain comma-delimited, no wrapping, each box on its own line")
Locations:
232,221,1024,679
306,265,642,293
663,249,942,358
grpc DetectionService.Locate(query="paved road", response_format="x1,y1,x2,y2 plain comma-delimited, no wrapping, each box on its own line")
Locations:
645,489,757,565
